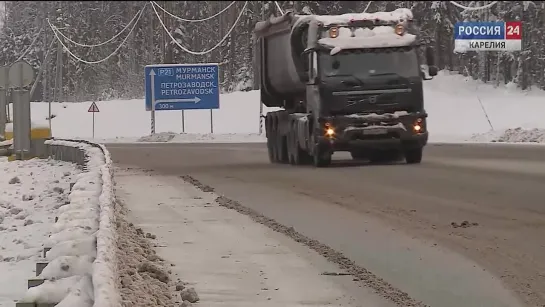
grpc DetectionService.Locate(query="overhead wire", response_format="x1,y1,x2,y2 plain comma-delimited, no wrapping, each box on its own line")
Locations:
363,1,372,13
449,1,498,11
151,1,237,22
49,6,144,48
47,2,147,65
151,1,249,56
274,1,284,15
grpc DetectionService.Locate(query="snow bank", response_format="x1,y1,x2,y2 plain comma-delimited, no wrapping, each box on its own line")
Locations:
469,128,545,144
0,158,81,306
17,139,120,306
136,132,267,143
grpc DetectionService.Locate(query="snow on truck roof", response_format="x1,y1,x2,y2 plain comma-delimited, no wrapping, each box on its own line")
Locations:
296,8,414,26
299,8,416,55
319,25,417,55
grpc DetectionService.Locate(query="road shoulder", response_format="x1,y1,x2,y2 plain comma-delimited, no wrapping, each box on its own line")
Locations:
114,167,396,307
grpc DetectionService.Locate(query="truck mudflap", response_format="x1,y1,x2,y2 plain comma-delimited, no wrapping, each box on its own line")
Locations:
317,111,428,151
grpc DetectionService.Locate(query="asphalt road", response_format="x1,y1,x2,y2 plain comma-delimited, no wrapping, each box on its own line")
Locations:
106,142,545,307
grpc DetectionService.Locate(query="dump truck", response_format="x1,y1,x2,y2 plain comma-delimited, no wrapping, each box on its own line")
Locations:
254,8,438,167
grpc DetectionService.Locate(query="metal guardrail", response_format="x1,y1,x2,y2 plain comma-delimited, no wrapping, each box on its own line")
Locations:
15,138,121,307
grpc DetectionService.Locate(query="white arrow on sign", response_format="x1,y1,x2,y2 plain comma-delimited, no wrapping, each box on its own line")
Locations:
155,97,201,104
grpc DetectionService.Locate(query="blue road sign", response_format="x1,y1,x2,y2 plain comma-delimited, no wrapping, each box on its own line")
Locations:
145,63,220,111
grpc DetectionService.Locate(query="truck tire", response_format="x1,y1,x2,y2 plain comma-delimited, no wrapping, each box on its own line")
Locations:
276,134,289,164
267,134,276,163
287,129,296,165
288,128,311,166
274,112,289,164
266,114,276,163
404,147,423,164
311,134,332,167
313,149,332,167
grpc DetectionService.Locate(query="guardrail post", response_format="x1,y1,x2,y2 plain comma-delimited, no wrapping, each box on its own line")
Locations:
35,262,48,276
27,279,44,289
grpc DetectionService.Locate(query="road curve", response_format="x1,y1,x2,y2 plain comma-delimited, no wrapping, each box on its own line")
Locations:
106,142,545,307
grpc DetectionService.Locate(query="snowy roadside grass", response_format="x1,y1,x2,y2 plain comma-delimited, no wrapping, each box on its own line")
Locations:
0,158,81,306
136,132,267,143
469,128,545,144
13,140,121,307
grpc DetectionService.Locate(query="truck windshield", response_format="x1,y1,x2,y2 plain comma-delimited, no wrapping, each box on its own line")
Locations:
320,48,420,79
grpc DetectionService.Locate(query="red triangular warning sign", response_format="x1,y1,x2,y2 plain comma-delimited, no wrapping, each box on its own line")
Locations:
88,102,100,113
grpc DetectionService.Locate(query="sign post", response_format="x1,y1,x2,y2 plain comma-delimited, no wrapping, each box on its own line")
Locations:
0,66,9,138
88,101,100,139
8,60,34,160
145,63,220,135
181,110,185,133
210,109,213,134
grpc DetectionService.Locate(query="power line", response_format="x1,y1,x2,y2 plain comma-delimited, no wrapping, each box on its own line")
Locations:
363,1,372,13
49,6,144,48
47,2,147,65
274,1,284,15
151,1,237,23
449,1,498,11
151,1,249,56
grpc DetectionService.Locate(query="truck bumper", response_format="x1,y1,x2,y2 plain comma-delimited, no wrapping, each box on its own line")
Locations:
317,112,429,152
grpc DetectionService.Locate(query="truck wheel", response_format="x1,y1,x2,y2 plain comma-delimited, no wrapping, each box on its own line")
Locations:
293,132,311,165
267,135,276,163
266,114,276,163
276,134,289,164
287,130,296,165
313,150,332,167
404,147,423,164
312,143,332,167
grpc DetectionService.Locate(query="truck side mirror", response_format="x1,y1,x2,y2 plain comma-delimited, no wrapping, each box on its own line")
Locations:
425,46,438,77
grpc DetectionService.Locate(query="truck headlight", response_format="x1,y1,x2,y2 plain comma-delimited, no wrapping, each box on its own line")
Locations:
413,118,424,133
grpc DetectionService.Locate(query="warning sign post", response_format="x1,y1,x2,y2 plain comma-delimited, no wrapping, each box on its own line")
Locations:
88,101,99,139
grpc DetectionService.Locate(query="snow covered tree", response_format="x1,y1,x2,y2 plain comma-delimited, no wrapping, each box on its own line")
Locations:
1,1,543,102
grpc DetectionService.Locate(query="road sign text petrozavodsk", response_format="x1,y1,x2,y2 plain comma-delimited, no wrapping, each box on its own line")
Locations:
145,63,220,111
454,21,522,52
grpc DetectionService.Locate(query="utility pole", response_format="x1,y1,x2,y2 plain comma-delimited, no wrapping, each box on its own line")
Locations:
42,1,49,104
54,23,63,131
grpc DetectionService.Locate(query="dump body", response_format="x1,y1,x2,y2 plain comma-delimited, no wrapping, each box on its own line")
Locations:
255,13,308,107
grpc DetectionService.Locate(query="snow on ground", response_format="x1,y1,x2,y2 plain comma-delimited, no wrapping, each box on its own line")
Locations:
0,158,81,307
12,70,545,144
